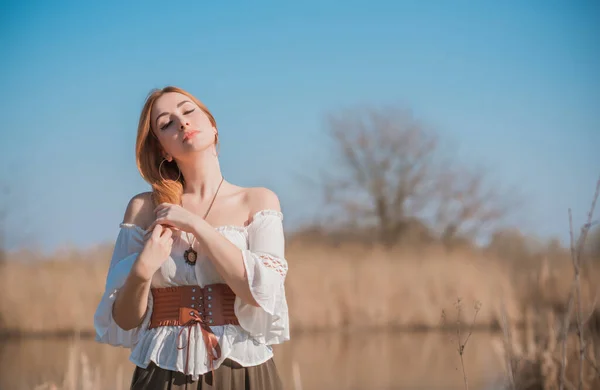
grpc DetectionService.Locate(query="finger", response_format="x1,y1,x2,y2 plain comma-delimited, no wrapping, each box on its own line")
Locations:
151,223,163,240
151,216,167,226
161,228,173,240
164,235,173,245
145,221,159,237
163,231,174,245
153,203,172,215
145,227,159,241
159,219,176,230
147,215,177,240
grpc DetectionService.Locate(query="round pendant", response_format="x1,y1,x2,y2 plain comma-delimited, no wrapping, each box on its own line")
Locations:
184,248,198,266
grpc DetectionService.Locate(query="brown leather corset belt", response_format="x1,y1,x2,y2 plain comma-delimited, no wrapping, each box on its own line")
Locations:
149,284,240,376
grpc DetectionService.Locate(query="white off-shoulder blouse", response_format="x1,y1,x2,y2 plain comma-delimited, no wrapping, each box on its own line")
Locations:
93,209,290,380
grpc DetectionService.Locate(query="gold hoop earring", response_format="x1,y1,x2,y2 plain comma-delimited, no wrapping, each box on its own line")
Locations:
158,159,181,182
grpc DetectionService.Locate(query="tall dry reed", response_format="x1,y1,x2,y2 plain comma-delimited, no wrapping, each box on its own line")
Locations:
2,240,523,335
491,178,600,390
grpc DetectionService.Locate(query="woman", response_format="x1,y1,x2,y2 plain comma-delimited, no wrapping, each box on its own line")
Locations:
94,86,290,389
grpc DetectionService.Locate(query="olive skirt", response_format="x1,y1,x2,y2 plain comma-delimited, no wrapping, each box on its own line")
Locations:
130,358,283,390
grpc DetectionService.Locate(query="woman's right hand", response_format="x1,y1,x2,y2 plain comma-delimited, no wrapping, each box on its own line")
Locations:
132,224,174,282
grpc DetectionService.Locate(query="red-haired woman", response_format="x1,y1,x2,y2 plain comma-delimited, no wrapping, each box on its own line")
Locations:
94,86,289,390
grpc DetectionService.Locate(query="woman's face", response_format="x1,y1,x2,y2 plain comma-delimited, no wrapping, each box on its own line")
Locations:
150,92,216,159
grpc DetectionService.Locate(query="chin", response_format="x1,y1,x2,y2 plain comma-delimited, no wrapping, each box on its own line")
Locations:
184,140,214,153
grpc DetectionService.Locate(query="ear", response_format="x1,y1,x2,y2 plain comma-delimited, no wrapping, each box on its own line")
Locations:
163,152,172,162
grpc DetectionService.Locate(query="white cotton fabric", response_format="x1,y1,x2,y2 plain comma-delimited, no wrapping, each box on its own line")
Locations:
93,210,290,380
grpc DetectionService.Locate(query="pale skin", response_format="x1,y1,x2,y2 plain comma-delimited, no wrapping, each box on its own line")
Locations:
112,92,280,331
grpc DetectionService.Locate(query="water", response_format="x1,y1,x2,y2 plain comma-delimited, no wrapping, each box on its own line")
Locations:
0,330,505,390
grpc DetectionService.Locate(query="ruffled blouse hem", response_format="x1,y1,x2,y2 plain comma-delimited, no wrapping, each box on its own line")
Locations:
128,323,275,379
129,350,275,379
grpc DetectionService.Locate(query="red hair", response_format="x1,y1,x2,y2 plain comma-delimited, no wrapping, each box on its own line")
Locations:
135,86,218,206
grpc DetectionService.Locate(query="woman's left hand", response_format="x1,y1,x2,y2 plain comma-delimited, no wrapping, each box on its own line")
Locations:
147,203,201,236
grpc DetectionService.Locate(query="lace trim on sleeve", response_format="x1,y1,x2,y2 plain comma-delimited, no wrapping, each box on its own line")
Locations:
259,254,288,278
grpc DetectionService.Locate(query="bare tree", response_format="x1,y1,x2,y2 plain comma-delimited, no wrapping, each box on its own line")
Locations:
433,165,514,244
320,106,512,247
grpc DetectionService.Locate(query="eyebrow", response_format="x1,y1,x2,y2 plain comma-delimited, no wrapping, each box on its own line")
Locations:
155,100,193,127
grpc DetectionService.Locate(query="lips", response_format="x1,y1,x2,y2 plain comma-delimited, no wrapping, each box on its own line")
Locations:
183,130,200,142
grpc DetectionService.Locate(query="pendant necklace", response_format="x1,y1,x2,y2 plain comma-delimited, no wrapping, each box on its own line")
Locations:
183,176,224,266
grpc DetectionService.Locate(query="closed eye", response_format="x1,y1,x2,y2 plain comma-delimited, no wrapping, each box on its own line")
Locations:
183,108,195,115
160,120,173,131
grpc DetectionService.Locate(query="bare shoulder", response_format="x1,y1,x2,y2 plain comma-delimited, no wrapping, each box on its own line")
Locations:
245,187,281,215
122,192,155,229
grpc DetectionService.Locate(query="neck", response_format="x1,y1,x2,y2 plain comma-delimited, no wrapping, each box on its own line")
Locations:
177,148,223,199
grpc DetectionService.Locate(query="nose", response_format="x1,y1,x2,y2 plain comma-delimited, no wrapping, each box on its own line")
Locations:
179,122,190,131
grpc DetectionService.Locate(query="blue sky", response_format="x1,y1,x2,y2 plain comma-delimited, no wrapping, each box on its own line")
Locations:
0,0,598,252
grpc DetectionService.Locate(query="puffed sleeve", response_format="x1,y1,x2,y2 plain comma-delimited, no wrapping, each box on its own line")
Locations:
234,210,290,345
93,224,153,348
